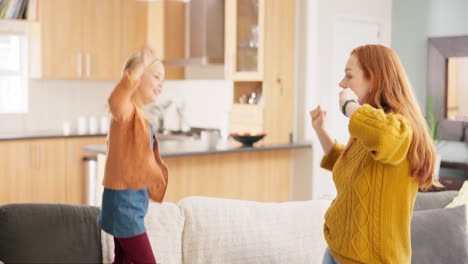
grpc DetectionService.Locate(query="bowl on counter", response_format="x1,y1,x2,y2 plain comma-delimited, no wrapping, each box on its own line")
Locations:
231,132,266,147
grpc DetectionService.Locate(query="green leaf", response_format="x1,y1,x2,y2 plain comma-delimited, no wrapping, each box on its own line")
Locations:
426,92,443,142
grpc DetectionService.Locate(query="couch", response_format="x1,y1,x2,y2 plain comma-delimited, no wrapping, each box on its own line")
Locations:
0,191,465,264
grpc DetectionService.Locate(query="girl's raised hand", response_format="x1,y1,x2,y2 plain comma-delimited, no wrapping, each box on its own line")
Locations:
129,45,156,81
140,45,156,68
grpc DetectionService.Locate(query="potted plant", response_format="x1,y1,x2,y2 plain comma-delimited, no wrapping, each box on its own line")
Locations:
426,93,444,179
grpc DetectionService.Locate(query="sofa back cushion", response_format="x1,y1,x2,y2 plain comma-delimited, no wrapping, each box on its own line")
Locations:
414,191,458,211
178,196,331,264
0,203,101,263
101,202,184,264
411,205,467,264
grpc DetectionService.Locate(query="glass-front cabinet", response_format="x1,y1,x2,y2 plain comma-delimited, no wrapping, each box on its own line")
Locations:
225,0,264,81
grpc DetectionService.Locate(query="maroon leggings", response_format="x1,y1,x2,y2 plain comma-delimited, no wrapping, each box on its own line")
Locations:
113,232,157,264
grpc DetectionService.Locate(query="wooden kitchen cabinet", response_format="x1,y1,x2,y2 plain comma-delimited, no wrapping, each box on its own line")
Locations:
38,0,185,80
40,0,84,79
119,0,186,80
225,0,265,81
0,141,30,203
82,0,122,80
65,137,105,205
230,103,264,134
262,0,295,144
228,0,295,144
29,139,67,203
226,0,266,135
0,139,66,204
0,136,106,205
40,0,121,80
161,150,291,203
118,0,149,72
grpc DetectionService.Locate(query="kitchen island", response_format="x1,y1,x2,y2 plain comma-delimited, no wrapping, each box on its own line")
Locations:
84,140,313,203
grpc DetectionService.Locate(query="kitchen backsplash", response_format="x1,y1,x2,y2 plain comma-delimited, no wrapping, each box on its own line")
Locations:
146,79,233,132
0,79,232,135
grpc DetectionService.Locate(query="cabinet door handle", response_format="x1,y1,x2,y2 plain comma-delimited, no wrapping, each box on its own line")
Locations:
77,53,82,77
69,143,73,165
26,144,30,169
86,54,91,77
277,76,283,96
35,144,40,169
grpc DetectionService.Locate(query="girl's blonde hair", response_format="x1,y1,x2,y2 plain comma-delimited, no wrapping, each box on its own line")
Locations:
106,52,164,118
346,44,440,191
121,51,163,77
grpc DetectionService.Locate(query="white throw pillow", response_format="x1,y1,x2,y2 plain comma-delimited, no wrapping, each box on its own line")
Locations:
178,196,331,264
446,180,468,232
101,202,184,264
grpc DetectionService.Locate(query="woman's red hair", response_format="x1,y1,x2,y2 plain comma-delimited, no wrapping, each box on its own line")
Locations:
349,44,439,190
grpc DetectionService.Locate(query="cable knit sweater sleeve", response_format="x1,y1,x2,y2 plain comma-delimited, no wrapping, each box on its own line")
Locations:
349,104,413,165
320,140,346,171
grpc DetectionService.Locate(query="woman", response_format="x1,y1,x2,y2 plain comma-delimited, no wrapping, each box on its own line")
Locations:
311,44,439,264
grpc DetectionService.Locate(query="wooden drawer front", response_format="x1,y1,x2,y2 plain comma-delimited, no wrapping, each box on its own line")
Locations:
231,104,263,124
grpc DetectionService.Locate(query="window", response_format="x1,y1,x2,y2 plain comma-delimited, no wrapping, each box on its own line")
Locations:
447,56,468,121
0,23,28,114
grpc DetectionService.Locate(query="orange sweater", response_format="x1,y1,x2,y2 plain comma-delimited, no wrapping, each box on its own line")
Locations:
102,74,168,203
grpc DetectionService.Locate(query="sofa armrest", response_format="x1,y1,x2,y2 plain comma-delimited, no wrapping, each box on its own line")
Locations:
0,203,101,263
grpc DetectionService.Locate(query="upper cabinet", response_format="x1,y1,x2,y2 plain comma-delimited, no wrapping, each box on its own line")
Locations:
228,0,295,144
38,0,185,80
40,0,86,79
82,0,122,80
119,0,186,80
40,0,121,80
225,0,264,81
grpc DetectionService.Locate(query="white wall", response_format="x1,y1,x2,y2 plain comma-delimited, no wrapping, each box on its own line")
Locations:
391,0,429,104
0,79,232,135
147,79,233,131
428,0,468,37
392,0,468,109
294,0,392,200
0,79,114,134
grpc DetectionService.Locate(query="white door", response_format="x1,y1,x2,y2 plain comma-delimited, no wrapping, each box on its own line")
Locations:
313,17,381,200
330,17,381,144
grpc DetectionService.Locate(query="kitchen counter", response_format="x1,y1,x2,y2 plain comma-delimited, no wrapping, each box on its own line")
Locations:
0,132,107,141
89,139,312,203
83,140,312,158
0,131,197,142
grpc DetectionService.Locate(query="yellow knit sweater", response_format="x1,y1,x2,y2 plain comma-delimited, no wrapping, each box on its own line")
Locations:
321,104,418,264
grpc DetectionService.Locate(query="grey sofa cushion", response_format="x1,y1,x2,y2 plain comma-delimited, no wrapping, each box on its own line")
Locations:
411,205,467,264
414,191,458,211
0,203,102,263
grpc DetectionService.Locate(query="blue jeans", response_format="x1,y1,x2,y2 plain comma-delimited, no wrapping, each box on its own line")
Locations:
322,248,340,264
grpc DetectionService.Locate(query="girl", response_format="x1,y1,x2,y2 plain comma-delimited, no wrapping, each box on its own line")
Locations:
97,45,168,264
311,44,439,264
